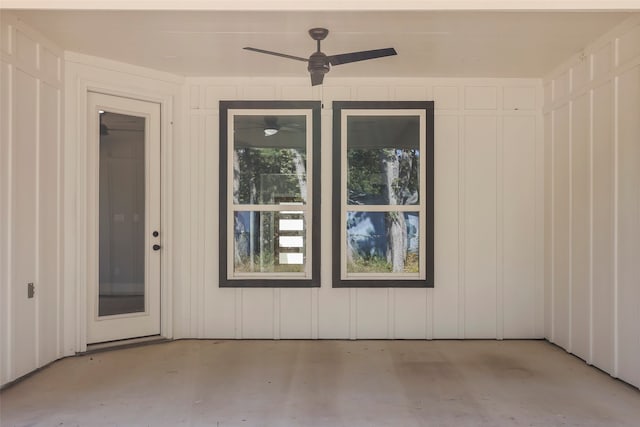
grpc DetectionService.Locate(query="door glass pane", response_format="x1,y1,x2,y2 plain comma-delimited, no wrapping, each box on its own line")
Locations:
346,211,420,274
233,115,307,204
98,111,146,316
347,115,420,205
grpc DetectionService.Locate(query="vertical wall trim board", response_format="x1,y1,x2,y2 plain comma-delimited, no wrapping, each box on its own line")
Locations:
611,35,622,379
498,115,504,337
76,80,87,352
57,83,63,358
535,83,546,338
568,95,574,354
535,111,540,337
534,113,542,337
162,94,175,340
550,106,556,343
612,73,620,377
62,68,75,355
588,85,595,365
6,62,13,382
35,75,41,368
0,58,6,384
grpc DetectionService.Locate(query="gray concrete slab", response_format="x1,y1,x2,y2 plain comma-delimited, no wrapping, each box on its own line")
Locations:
1,340,639,426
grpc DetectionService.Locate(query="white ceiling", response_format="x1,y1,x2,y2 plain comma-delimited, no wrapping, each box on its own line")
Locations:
12,10,635,78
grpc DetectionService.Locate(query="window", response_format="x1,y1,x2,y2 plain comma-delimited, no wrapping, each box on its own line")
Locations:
219,101,321,287
332,101,434,287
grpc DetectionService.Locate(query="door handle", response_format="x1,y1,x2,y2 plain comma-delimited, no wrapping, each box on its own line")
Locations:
153,244,161,251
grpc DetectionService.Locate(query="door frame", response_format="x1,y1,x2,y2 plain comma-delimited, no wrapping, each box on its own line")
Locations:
70,76,175,352
86,92,161,344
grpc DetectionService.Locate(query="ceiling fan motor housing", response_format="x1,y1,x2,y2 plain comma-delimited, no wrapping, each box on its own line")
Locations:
308,52,330,74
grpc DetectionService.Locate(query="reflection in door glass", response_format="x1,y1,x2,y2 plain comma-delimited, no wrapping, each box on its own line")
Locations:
98,111,146,316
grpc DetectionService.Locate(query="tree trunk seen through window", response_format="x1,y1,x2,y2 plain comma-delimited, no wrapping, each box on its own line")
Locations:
384,149,408,273
347,147,419,273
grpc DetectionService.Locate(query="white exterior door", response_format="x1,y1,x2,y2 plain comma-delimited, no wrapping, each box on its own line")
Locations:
87,92,161,344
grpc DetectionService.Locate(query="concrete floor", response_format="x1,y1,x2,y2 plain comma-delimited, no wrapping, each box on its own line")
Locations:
1,340,639,427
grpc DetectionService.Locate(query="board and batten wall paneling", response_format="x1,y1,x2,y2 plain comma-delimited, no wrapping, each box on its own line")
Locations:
11,68,39,379
464,115,498,339
432,114,460,338
570,92,590,362
615,64,640,387
591,80,615,375
0,12,64,387
0,59,11,386
551,103,571,350
543,111,553,341
544,14,640,389
502,115,538,339
189,77,543,342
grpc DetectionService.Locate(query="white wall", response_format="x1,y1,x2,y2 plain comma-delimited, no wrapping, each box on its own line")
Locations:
544,14,640,389
0,13,65,385
2,17,546,387
181,77,544,340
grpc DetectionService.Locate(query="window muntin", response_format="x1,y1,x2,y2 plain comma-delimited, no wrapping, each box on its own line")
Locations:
333,102,434,287
220,102,320,287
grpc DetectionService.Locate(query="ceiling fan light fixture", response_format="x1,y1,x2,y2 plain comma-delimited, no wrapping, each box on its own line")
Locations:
264,127,279,136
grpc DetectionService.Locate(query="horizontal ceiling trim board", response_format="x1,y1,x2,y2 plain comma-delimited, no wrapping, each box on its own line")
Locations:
64,51,185,85
3,0,640,10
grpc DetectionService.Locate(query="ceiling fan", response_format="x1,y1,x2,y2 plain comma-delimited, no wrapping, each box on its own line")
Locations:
243,28,397,86
235,115,305,137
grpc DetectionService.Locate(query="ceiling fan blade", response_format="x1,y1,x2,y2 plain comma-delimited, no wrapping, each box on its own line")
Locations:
328,48,397,66
243,47,308,62
310,71,325,86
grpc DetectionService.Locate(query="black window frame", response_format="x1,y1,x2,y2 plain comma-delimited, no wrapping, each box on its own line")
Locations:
332,101,434,288
219,100,321,287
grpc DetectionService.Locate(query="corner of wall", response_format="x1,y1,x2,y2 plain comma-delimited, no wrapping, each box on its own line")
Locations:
0,10,65,387
542,12,640,388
